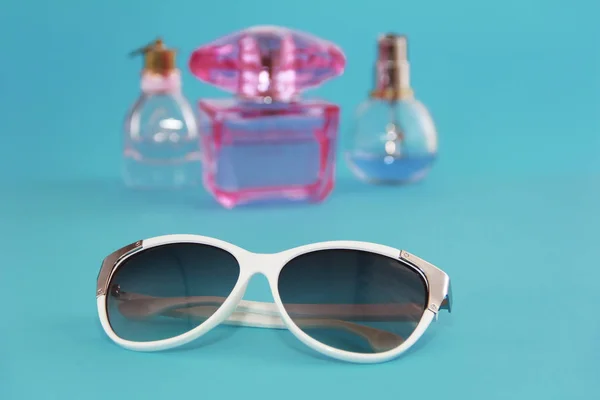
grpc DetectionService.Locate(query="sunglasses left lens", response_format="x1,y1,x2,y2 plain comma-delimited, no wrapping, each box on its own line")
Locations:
278,249,428,354
106,243,240,342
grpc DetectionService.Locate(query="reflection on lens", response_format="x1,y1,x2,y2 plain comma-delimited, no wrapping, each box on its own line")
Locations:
106,243,240,342
278,249,428,354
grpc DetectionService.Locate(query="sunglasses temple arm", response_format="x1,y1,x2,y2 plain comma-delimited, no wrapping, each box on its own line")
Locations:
440,281,452,312
116,292,425,321
167,305,403,352
114,292,420,352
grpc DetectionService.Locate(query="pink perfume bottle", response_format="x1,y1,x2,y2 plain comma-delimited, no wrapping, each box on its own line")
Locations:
189,26,346,208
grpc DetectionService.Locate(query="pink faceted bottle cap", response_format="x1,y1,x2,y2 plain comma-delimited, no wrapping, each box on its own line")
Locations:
189,25,346,101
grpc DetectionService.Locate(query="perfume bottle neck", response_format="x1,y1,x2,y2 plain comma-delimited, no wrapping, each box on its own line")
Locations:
235,93,301,105
372,60,412,99
370,35,414,101
141,70,182,95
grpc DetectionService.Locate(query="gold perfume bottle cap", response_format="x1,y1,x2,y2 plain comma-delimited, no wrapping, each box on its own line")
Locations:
370,33,413,100
130,38,177,76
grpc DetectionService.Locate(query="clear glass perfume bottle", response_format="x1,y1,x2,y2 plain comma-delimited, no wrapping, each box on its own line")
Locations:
188,26,346,208
123,38,201,189
345,34,438,184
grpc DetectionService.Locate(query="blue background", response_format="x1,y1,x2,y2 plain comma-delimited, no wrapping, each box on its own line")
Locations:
1,0,599,398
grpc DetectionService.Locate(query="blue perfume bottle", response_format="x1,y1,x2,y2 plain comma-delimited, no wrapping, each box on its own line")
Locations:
345,34,438,184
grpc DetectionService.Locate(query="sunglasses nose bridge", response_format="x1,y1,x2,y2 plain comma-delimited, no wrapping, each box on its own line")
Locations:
240,252,282,282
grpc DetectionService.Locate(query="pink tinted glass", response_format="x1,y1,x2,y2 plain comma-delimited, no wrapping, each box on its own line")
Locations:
198,99,339,208
189,26,345,101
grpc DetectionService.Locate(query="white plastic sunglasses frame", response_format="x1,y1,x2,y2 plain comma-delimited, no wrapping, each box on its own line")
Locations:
96,234,452,364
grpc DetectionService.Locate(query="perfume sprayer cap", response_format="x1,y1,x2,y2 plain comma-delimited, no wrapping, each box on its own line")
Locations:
130,38,178,76
188,25,346,101
371,33,413,100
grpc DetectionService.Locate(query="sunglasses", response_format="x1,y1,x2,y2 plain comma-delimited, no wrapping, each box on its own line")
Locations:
96,234,452,363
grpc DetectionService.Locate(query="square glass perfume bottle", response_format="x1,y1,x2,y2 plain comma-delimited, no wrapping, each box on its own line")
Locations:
189,26,346,208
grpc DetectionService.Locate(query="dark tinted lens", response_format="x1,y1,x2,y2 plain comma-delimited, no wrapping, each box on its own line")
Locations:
106,243,239,342
278,249,427,354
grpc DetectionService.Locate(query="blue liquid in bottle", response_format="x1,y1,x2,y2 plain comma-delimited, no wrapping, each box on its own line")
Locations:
346,152,436,184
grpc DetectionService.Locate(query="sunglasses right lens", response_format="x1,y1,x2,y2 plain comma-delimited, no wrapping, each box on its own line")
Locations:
278,249,428,354
106,242,240,342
